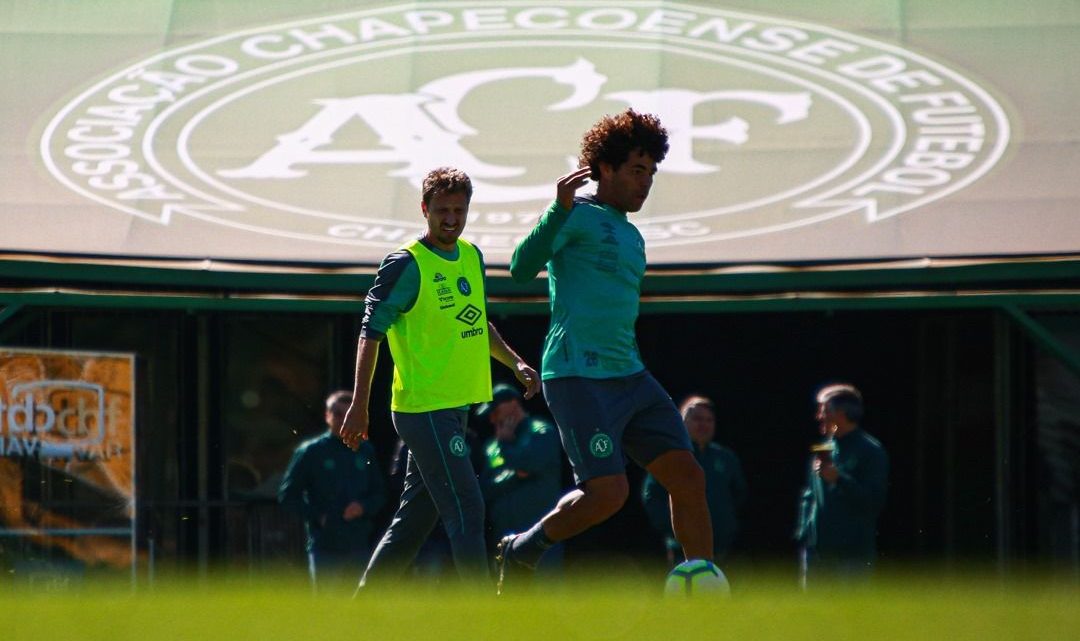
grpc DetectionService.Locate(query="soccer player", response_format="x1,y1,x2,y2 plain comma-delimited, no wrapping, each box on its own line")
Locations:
496,109,713,592
338,167,540,586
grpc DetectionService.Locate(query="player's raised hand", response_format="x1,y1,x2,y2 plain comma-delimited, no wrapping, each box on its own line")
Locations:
556,166,592,211
338,403,369,451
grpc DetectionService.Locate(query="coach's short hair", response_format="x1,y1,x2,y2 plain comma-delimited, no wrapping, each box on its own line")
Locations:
816,384,864,423
579,109,669,180
325,390,352,411
422,167,473,206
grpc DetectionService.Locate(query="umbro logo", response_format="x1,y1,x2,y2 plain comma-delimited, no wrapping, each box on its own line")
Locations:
455,304,482,326
457,302,485,339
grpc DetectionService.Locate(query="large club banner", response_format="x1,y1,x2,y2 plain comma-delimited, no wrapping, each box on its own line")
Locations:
4,2,1078,265
0,349,136,575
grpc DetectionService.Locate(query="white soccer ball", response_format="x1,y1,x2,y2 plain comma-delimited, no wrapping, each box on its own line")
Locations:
663,559,730,597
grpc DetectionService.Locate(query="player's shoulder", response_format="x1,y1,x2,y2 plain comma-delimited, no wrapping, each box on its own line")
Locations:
562,196,611,234
458,238,485,266
571,194,605,213
370,248,419,295
379,247,417,271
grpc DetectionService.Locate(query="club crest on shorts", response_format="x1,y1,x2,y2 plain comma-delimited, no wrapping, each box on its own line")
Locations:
589,434,614,459
449,434,467,457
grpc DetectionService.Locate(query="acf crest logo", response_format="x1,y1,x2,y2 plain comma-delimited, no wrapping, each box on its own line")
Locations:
449,434,467,457
589,433,614,459
42,2,1008,260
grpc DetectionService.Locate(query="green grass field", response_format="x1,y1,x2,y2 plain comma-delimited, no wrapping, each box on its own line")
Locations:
7,568,1078,641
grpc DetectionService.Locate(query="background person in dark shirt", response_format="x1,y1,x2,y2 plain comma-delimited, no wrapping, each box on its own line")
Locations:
795,383,889,586
477,384,565,575
279,390,386,593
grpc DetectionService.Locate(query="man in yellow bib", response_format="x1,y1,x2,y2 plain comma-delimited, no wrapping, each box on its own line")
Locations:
339,167,540,587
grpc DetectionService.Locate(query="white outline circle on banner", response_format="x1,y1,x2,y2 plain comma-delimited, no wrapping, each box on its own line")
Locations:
40,1,1010,255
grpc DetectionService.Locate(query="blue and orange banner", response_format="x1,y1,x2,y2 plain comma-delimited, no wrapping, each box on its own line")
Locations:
0,348,136,570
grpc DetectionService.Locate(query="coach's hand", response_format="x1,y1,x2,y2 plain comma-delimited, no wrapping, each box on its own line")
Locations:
515,361,541,399
339,404,369,451
556,167,591,211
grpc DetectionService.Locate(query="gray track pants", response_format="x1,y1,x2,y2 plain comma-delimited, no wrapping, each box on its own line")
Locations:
360,408,488,585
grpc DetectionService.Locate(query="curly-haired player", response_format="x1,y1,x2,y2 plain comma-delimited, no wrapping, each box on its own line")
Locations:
497,110,713,593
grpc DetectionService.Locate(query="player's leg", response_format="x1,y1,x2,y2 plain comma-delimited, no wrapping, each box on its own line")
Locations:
500,473,628,591
360,447,440,586
505,376,631,569
645,450,712,561
391,409,488,581
623,371,713,561
536,474,629,541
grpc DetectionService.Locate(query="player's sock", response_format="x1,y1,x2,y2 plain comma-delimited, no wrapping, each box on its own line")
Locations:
509,521,554,569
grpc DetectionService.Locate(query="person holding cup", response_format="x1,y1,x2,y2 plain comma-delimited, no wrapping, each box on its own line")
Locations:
795,383,889,587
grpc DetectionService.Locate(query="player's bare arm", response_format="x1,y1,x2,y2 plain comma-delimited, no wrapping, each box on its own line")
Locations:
556,166,592,210
340,336,380,450
487,321,540,399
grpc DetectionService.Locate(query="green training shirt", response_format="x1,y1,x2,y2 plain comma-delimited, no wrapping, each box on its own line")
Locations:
510,196,646,380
